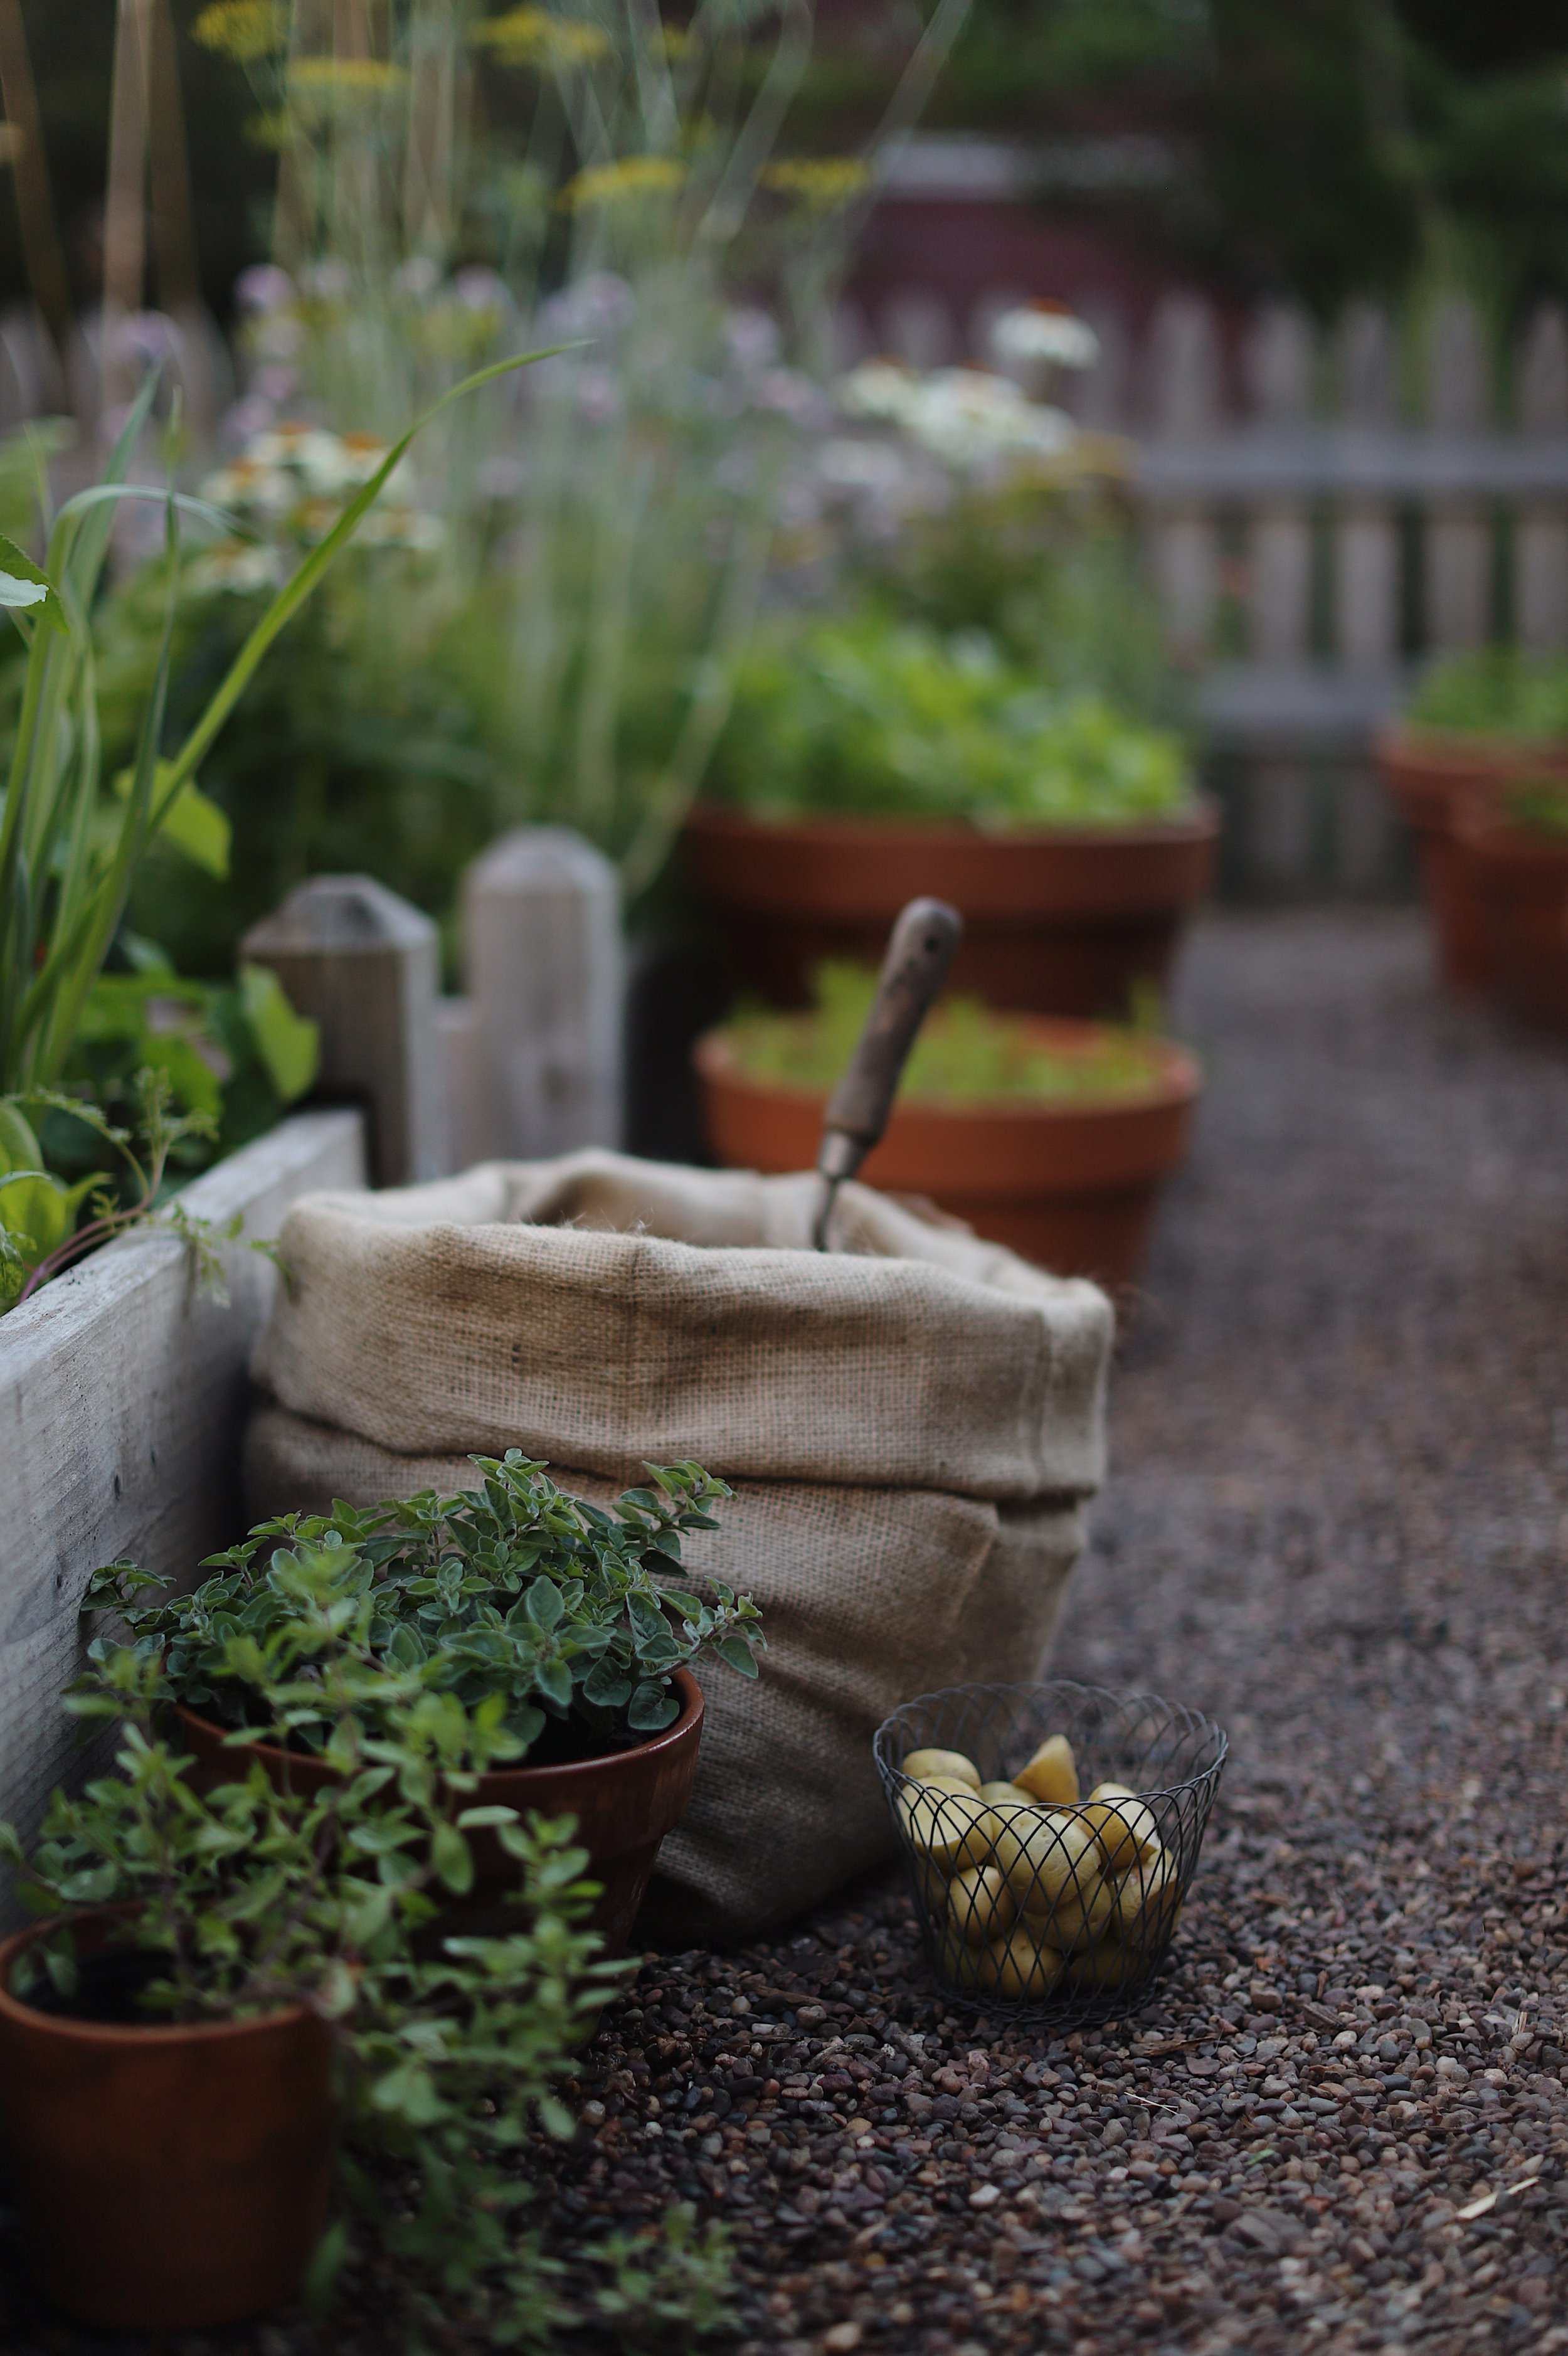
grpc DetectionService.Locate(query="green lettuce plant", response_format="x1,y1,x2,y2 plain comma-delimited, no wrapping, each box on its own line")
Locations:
0,1543,733,2347
85,1454,762,1756
706,610,1191,829
718,962,1173,1105
1407,649,1568,741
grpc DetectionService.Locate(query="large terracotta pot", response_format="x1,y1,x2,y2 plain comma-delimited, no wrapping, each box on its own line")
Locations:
1377,726,1568,993
0,1911,332,2331
681,802,1220,1018
1452,819,1568,1031
694,1022,1200,1295
175,1665,704,1955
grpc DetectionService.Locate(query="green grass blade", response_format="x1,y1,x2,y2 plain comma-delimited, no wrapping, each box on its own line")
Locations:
153,345,571,809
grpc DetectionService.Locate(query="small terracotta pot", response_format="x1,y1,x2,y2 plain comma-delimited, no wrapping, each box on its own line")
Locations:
174,1666,704,1955
0,1911,332,2332
1451,817,1568,1031
1377,726,1568,992
694,1022,1200,1295
681,802,1219,1018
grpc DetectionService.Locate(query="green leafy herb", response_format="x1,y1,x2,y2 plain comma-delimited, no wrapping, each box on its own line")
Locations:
1408,649,1568,742
707,612,1192,829
719,962,1175,1106
1,1556,733,2345
83,1455,761,1756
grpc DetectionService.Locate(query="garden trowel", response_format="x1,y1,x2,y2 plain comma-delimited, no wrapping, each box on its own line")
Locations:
812,896,963,1250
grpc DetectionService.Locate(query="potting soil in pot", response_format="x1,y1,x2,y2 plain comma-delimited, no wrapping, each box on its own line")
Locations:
245,1149,1112,1937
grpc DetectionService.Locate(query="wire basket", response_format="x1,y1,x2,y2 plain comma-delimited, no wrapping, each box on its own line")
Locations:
874,1679,1227,2029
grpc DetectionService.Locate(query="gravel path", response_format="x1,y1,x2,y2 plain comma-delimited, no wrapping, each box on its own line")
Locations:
6,910,1568,2355
547,911,1568,2356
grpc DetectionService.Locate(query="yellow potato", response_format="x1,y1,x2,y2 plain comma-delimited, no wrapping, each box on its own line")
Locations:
936,1923,986,1988
1013,1734,1079,1806
901,1747,982,1791
1066,1938,1143,1994
1106,1845,1182,1956
994,1807,1097,1903
897,1781,999,1870
980,1921,1064,2000
1041,1866,1116,1955
946,1865,1017,1950
1083,1782,1162,1872
977,1780,1035,1807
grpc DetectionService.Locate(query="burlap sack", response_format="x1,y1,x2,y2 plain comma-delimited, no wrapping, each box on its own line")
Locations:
245,1150,1112,1935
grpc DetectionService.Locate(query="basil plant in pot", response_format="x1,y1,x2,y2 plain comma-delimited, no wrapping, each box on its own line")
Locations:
85,1452,762,1950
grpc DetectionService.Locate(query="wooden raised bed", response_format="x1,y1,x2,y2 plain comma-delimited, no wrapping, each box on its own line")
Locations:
0,1108,367,1916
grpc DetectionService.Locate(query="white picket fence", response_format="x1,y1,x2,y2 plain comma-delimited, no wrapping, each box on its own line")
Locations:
845,284,1568,892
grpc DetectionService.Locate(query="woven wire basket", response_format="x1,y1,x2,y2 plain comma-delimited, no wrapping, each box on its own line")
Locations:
874,1680,1227,2028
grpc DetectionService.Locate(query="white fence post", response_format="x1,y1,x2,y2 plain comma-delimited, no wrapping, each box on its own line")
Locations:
1425,298,1493,650
451,826,624,1165
1245,305,1315,661
1243,305,1317,890
1333,302,1401,674
1147,292,1222,663
1516,304,1568,651
241,875,444,1188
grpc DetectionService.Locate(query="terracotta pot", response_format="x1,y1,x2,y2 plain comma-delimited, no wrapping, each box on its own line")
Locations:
694,1022,1200,1295
0,1911,332,2332
174,1665,704,1955
681,802,1220,1018
1376,726,1568,993
1452,818,1568,1031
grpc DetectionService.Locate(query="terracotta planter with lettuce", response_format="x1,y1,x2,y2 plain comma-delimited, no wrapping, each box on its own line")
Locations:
684,801,1219,1020
694,972,1200,1294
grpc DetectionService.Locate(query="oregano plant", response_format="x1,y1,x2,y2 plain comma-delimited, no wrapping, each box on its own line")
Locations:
0,1549,734,2348
84,1453,763,1756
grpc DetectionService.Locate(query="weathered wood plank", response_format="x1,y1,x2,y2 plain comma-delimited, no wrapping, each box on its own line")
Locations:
242,876,443,1186
460,827,624,1159
0,1109,366,1908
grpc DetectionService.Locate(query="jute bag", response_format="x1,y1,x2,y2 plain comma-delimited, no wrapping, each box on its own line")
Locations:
246,1150,1112,1936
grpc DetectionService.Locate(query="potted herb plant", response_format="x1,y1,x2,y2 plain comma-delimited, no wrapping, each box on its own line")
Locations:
85,1453,763,1953
1377,651,1568,992
685,612,1218,1021
694,963,1200,1292
0,1573,623,2335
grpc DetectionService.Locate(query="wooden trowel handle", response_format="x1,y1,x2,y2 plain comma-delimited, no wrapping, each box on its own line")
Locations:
813,898,963,1246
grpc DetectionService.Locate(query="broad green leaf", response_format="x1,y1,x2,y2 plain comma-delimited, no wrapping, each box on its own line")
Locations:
628,1679,679,1731
238,963,320,1100
431,1818,474,1895
535,1655,571,1709
0,1101,42,1172
715,1634,760,1677
524,1574,564,1630
371,2060,444,2123
113,762,231,879
0,533,65,635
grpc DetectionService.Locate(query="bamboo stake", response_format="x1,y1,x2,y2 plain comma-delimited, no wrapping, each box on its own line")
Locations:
103,0,152,321
147,0,201,314
0,0,72,358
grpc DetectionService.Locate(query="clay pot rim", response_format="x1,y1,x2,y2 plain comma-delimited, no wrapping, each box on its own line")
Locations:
694,1021,1202,1124
0,1912,310,2050
684,796,1221,851
172,1664,705,1791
